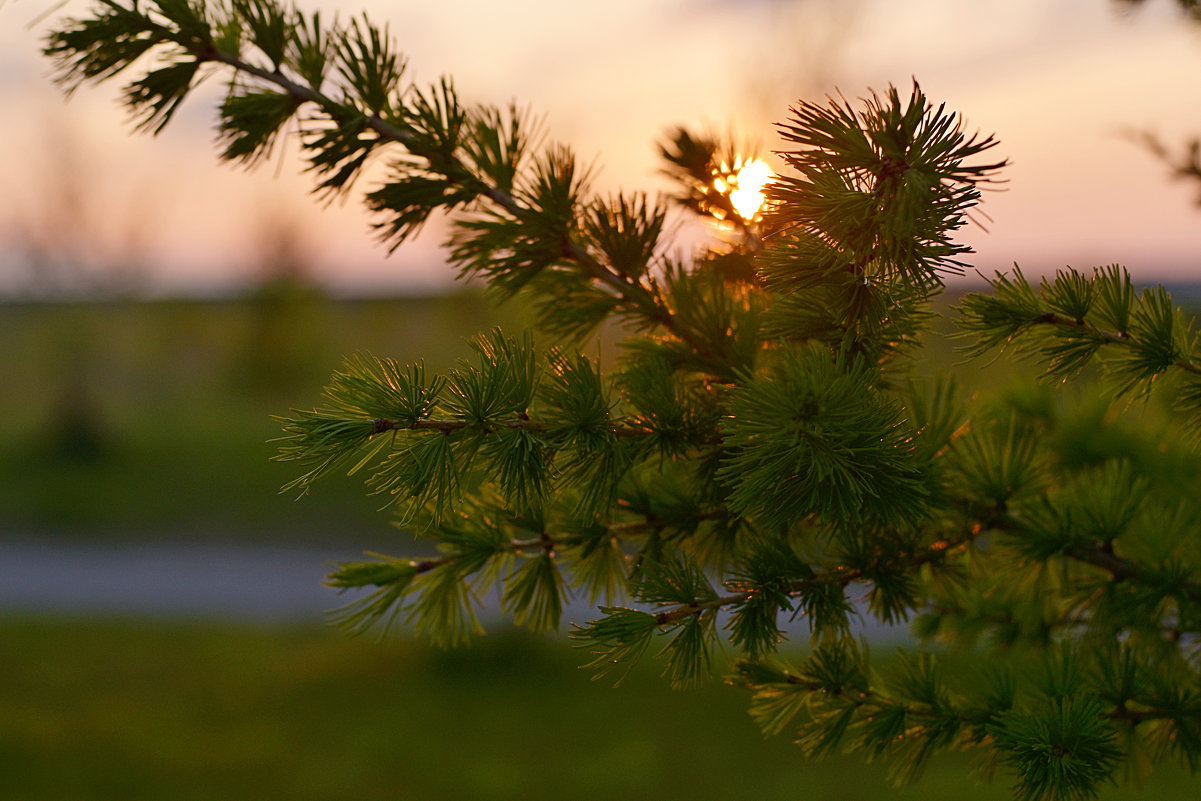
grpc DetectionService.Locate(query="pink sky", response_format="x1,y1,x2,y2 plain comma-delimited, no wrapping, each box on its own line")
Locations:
2,0,1201,294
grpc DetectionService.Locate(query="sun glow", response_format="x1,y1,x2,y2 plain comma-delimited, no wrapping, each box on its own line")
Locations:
721,158,772,221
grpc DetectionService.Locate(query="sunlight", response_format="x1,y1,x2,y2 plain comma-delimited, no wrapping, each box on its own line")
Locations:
722,158,772,221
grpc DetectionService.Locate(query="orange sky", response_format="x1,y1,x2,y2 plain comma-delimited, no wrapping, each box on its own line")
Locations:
2,0,1201,294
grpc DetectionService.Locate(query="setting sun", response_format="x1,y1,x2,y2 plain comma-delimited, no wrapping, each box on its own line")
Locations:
721,158,772,221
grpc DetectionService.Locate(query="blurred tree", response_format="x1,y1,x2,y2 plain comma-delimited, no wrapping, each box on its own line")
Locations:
6,115,152,464
9,111,152,299
232,209,332,399
45,3,1201,800
1113,0,1201,22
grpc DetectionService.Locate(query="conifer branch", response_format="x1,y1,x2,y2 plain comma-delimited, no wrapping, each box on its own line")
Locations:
958,265,1201,392
371,416,655,439
330,510,726,594
67,1,712,361
1028,313,1128,345
1022,312,1201,377
651,527,983,626
762,665,982,722
329,535,548,586
1068,543,1201,606
653,593,747,625
1106,704,1201,726
992,511,1201,610
756,664,1192,728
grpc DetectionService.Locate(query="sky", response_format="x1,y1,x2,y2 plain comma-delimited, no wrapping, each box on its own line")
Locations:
1,0,1200,295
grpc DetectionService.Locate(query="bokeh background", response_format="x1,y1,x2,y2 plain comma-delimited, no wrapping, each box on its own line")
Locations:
2,0,1201,798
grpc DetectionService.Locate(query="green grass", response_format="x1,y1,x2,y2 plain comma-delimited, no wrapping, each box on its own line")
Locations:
0,618,1194,800
0,289,970,542
0,292,530,542
2,289,1192,545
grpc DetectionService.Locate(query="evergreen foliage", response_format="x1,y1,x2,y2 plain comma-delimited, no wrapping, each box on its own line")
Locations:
45,3,1201,799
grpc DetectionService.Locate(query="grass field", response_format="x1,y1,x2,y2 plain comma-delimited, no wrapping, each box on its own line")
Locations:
6,286,1197,544
1,618,1195,801
0,291,529,542
0,289,964,542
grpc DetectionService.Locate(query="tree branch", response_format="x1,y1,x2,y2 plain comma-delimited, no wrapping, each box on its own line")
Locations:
1028,311,1201,376
372,416,655,438
1067,542,1201,606
652,528,983,626
152,11,698,346
989,511,1201,607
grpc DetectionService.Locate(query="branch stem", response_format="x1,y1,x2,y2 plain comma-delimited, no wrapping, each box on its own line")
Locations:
184,21,695,344
652,528,982,626
1032,312,1201,376
991,511,1201,607
373,417,654,438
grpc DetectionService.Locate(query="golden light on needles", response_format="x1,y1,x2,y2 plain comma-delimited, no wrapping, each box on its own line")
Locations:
719,158,772,221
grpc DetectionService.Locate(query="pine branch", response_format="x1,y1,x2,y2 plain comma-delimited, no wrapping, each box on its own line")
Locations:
1026,313,1128,345
74,1,714,360
1106,704,1201,726
958,266,1201,391
328,507,727,598
370,416,656,439
380,533,552,577
653,592,748,625
652,526,984,626
1009,311,1201,378
1068,542,1201,607
992,511,1201,610
742,657,1194,737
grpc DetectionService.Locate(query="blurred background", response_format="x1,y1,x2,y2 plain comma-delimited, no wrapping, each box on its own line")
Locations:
2,0,1201,798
